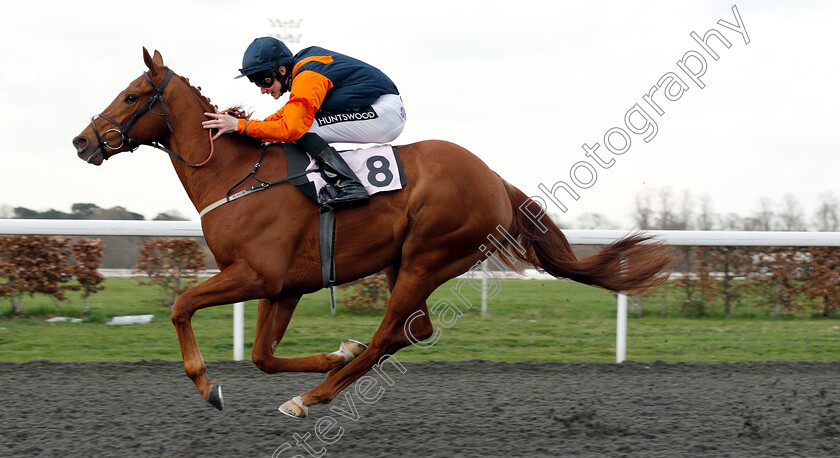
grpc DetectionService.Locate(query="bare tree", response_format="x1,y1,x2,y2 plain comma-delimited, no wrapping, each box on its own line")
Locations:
678,189,694,230
633,191,654,229
657,188,677,229
575,212,618,230
813,192,840,231
747,198,776,231
720,212,745,231
778,194,806,231
695,194,717,230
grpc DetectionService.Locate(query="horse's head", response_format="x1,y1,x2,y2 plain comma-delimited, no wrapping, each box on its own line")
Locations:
73,48,176,166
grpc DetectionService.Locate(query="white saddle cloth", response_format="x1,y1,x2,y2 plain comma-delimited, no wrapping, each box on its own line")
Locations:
305,144,405,197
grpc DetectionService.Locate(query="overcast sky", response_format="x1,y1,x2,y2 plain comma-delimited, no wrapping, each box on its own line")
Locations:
0,1,837,227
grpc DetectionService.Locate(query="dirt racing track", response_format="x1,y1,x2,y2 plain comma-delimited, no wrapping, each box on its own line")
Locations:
1,359,839,457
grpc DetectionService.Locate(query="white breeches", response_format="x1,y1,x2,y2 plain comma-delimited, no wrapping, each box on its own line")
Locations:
308,94,406,144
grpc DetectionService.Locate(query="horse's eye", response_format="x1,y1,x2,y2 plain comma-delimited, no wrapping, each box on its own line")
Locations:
125,94,138,103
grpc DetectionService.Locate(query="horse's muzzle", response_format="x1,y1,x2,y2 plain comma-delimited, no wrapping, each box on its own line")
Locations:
73,135,104,166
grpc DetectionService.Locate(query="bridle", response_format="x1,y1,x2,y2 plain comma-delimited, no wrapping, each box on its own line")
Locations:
89,69,212,168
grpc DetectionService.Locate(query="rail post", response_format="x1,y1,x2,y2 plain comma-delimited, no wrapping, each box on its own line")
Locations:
616,293,628,363
481,260,489,315
233,302,244,361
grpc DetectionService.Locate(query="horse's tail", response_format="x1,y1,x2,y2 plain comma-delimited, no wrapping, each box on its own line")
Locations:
501,182,672,295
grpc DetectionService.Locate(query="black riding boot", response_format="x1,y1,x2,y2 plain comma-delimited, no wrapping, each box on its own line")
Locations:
315,147,370,206
296,133,369,207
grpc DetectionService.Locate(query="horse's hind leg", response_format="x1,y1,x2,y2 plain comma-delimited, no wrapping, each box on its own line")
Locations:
293,265,399,379
251,295,363,374
278,271,436,417
384,264,399,292
170,260,263,410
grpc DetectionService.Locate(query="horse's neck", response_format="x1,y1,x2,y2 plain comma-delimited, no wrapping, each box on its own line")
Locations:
163,82,267,214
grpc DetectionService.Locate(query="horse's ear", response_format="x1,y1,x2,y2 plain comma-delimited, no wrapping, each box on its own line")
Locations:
143,47,159,75
152,50,164,66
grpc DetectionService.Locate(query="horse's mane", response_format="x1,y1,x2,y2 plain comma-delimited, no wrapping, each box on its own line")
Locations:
222,105,251,120
175,73,253,119
176,74,217,112
174,73,264,147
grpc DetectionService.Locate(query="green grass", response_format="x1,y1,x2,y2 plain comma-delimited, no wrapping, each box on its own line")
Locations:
0,278,837,362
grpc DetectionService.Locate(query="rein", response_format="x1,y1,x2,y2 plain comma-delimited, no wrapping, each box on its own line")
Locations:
89,68,214,168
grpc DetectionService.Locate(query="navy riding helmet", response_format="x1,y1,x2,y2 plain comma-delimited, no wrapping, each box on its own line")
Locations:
236,37,295,79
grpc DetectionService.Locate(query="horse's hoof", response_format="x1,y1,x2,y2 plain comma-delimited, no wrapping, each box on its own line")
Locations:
326,339,368,379
339,339,368,362
279,396,307,419
208,384,224,411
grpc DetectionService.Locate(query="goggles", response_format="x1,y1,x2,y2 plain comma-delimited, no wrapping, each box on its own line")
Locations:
250,71,277,88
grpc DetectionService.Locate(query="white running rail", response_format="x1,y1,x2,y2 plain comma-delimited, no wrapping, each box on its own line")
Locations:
2,219,839,362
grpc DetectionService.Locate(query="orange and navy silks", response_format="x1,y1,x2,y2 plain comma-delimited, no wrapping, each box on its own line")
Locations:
237,46,399,143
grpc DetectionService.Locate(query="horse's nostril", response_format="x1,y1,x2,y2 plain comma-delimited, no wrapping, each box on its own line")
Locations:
73,136,88,152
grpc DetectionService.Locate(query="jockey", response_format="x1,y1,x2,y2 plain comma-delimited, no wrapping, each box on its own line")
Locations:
203,37,406,207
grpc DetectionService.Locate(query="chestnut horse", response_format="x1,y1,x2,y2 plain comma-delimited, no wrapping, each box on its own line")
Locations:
72,49,670,417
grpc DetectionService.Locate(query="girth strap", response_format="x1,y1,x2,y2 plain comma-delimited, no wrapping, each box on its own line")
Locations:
198,144,314,218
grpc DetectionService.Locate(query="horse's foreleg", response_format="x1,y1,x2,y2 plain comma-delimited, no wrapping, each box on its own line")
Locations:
251,295,362,374
170,260,262,410
279,273,435,417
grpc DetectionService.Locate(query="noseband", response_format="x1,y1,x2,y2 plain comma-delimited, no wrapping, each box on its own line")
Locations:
89,69,207,167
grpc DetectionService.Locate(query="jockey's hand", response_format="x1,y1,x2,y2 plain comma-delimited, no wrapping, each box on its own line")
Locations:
202,112,239,141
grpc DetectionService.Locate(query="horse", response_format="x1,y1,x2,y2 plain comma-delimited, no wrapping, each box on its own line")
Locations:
72,48,671,417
